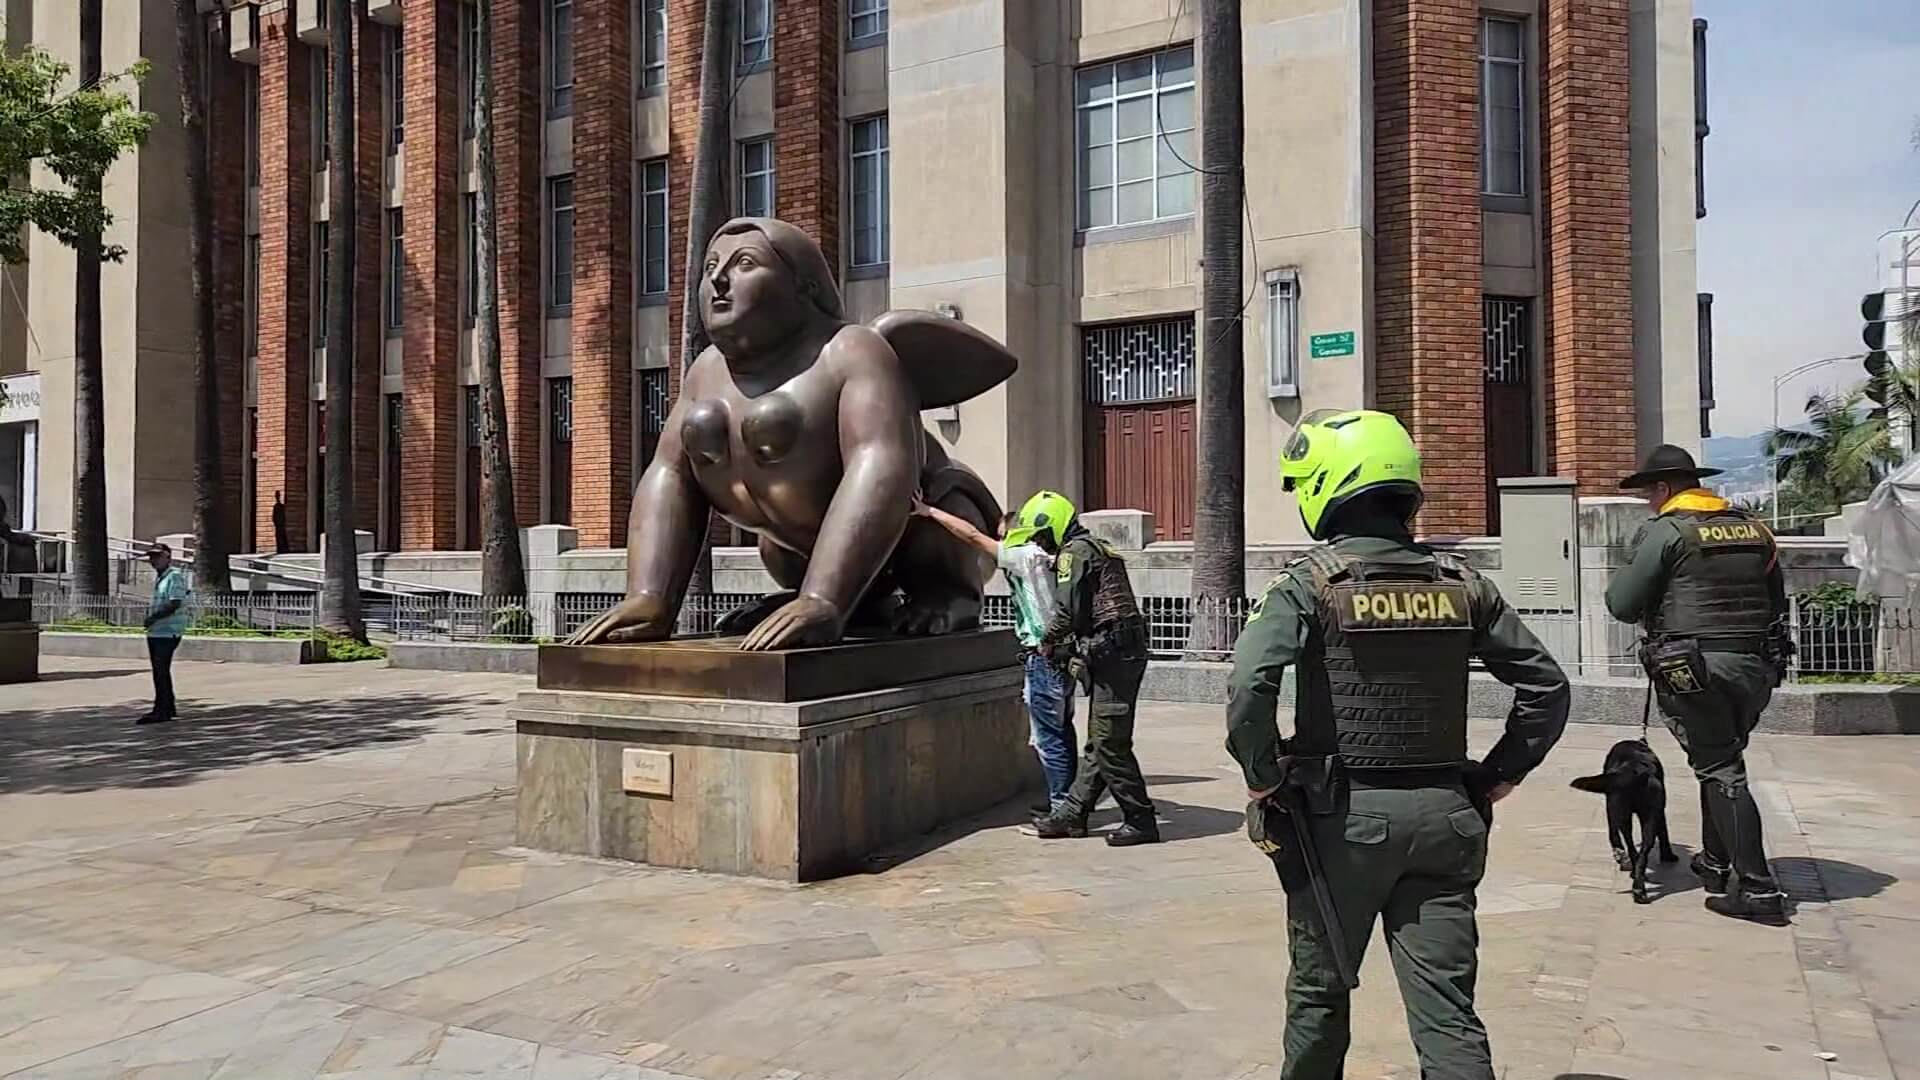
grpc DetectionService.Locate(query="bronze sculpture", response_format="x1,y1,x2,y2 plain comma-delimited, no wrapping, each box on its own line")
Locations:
567,218,1017,651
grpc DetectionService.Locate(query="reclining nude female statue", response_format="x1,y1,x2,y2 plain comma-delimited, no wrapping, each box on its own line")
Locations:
567,217,1017,652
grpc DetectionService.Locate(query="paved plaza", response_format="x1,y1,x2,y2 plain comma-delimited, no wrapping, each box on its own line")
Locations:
1,658,1917,1079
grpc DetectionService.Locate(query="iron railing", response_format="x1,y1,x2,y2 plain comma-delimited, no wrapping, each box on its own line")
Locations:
31,591,318,638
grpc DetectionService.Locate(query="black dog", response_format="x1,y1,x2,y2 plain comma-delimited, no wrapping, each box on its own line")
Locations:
1571,739,1679,904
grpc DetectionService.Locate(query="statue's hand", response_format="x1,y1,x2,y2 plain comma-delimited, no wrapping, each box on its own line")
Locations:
739,594,845,652
565,595,674,645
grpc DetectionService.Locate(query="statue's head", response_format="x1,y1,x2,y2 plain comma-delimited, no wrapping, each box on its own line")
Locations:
701,218,845,354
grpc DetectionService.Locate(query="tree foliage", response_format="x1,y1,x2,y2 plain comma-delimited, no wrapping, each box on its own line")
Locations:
0,43,153,263
1765,388,1899,518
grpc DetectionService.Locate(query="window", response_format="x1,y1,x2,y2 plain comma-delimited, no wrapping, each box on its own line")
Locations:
641,0,667,92
738,138,774,218
549,377,573,525
1083,317,1196,405
849,116,889,268
638,368,670,472
313,222,330,349
385,209,405,333
460,1,479,138
245,236,261,358
548,175,576,311
246,70,261,186
548,0,575,117
463,193,478,326
311,48,329,167
386,27,405,151
1075,46,1194,230
1697,291,1714,437
383,394,403,551
739,0,771,73
1482,296,1532,384
1479,16,1526,198
1693,17,1708,220
850,0,886,43
639,158,669,296
1266,271,1299,398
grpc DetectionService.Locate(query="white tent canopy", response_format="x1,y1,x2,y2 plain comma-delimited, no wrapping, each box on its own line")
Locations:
1847,455,1920,599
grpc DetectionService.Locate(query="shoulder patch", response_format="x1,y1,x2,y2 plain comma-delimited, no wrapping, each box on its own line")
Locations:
1055,551,1074,582
1328,581,1473,632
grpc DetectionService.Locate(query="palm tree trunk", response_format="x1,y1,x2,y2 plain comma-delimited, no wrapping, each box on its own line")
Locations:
320,0,364,638
474,0,526,599
680,0,733,598
71,0,109,600
1188,0,1245,655
176,0,230,595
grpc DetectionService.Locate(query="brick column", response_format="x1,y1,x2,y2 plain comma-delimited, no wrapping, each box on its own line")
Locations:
568,0,634,546
664,0,703,406
208,26,249,558
1371,0,1485,535
773,0,840,273
255,17,313,551
1541,0,1636,494
353,12,385,535
400,0,461,549
491,0,543,525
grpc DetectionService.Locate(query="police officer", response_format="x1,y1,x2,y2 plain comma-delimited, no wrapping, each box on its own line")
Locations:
1010,491,1161,847
1226,409,1569,1079
1605,444,1789,925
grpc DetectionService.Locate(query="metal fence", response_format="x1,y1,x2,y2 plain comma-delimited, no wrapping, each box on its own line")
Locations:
30,592,319,638
389,592,761,643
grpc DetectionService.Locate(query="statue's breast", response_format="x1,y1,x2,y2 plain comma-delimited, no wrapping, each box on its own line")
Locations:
740,391,805,466
681,399,731,466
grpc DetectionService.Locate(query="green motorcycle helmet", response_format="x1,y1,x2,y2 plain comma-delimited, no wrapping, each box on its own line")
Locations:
1280,408,1424,540
1003,490,1076,551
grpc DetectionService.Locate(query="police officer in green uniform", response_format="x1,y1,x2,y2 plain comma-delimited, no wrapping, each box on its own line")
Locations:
1226,409,1570,1080
1604,444,1790,926
1008,491,1161,847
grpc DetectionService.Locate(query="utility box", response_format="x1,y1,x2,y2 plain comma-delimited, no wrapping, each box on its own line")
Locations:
1491,477,1580,668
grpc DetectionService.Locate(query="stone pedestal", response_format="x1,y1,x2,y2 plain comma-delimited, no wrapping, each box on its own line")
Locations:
511,631,1032,881
0,597,38,683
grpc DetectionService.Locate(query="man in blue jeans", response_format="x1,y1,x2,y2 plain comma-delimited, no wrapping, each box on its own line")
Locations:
141,543,191,724
914,500,1077,812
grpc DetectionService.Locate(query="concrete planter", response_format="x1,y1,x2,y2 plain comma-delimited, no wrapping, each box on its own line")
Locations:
387,641,538,675
39,632,318,665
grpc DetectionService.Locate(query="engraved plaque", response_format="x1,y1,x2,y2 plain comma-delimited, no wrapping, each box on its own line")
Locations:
621,748,674,796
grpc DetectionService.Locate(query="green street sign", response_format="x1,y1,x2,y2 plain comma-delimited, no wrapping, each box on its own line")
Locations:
1310,331,1356,359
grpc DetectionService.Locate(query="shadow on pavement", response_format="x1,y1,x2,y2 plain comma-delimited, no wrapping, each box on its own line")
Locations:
1143,773,1219,787
1773,856,1897,902
0,691,474,794
28,668,146,683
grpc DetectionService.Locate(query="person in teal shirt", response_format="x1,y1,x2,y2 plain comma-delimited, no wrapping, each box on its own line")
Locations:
141,543,190,724
914,499,1077,812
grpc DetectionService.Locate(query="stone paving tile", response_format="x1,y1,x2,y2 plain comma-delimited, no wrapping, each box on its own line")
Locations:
4,658,1917,1078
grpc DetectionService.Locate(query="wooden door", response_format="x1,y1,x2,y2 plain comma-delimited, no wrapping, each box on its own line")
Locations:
1084,399,1197,541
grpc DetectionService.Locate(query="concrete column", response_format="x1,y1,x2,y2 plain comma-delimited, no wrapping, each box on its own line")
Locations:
1629,0,1702,456
491,0,545,525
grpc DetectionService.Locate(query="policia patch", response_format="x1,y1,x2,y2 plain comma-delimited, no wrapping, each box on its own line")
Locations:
1691,520,1773,548
1329,581,1472,632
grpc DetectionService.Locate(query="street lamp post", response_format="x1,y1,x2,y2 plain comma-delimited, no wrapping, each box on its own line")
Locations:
1770,353,1868,527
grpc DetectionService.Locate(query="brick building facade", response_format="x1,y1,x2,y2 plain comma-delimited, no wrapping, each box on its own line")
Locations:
137,0,1700,553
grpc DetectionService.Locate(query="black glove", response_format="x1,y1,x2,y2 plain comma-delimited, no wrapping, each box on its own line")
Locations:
1246,797,1287,857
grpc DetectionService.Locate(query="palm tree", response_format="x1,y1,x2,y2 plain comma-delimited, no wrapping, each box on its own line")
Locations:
318,0,364,638
679,0,733,598
71,0,108,599
473,0,526,599
1765,388,1899,519
1188,0,1245,654
175,0,230,595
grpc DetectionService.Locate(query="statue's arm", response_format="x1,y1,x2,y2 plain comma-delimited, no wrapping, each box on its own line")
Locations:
799,335,920,613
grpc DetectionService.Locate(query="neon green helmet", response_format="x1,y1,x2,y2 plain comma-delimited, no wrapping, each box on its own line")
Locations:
1280,409,1424,540
1003,490,1076,550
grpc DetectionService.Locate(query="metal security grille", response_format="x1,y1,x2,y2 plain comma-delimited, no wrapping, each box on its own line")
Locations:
549,378,573,443
1482,297,1532,385
1083,317,1197,405
464,386,482,448
639,369,669,435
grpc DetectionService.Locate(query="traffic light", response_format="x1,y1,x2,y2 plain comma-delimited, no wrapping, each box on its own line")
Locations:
1865,290,1896,406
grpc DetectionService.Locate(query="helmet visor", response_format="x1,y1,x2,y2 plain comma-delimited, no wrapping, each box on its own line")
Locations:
1280,409,1347,489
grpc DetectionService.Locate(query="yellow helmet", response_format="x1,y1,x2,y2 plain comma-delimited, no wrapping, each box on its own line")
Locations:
1003,490,1076,550
1281,409,1424,540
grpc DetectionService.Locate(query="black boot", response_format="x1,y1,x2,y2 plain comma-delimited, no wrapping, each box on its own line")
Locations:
1105,819,1161,847
1703,781,1777,894
1690,852,1731,894
1028,812,1088,839
1705,885,1788,926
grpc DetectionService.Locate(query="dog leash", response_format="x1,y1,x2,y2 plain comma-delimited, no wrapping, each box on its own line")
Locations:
1638,678,1652,743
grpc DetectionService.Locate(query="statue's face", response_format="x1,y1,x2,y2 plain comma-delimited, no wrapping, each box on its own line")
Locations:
702,231,804,345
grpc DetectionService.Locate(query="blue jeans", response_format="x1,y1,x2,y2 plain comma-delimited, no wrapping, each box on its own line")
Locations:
1024,653,1078,806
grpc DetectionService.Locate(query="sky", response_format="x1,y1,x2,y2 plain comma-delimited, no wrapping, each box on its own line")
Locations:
1696,0,1920,438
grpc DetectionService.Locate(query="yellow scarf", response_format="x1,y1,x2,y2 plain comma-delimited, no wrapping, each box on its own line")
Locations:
1660,488,1728,515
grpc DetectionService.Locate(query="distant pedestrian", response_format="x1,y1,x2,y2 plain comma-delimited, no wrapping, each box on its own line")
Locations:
914,499,1078,814
140,543,190,724
271,491,289,555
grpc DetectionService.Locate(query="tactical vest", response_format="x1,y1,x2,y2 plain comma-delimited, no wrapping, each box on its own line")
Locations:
1292,545,1474,770
1060,536,1146,661
1651,510,1777,640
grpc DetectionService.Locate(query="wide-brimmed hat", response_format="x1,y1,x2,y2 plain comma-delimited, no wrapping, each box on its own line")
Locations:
1619,444,1720,490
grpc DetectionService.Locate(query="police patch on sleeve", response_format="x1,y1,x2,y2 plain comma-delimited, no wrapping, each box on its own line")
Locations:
1055,552,1074,581
1329,582,1472,632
